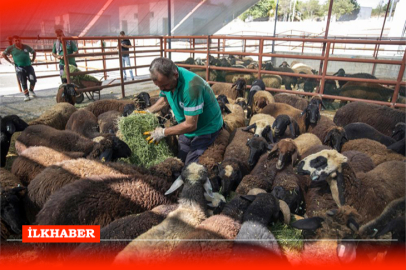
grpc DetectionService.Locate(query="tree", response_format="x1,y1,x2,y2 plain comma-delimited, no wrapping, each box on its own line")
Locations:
298,0,322,20
323,0,357,19
239,0,276,21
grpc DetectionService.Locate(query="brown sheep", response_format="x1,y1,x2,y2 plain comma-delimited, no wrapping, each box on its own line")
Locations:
341,150,375,174
65,109,99,138
250,91,275,116
29,103,77,130
334,102,405,137
85,99,134,117
11,146,80,186
198,129,230,189
223,104,245,133
341,138,406,166
98,111,122,134
56,83,78,105
0,168,22,191
261,74,282,89
297,150,405,224
274,93,309,110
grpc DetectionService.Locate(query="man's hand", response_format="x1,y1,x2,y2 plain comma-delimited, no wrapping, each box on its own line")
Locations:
144,127,166,144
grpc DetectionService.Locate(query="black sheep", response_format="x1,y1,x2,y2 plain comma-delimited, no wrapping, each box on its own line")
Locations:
344,122,396,147
333,68,377,88
264,62,297,90
0,115,29,167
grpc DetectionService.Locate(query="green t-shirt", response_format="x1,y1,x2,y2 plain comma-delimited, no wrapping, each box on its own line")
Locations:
159,67,223,137
52,40,78,65
4,44,35,67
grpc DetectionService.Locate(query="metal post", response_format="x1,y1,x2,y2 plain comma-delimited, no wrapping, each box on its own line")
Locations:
193,38,196,59
218,39,220,58
372,0,391,75
271,0,279,65
117,36,125,98
258,38,264,79
318,0,333,75
101,39,107,79
388,0,395,21
168,0,172,59
83,40,88,71
319,42,331,96
160,37,164,58
391,47,406,106
133,38,137,76
206,36,210,81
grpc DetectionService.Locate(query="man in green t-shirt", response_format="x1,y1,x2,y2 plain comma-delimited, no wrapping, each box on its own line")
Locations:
2,35,37,101
144,57,223,166
52,29,78,82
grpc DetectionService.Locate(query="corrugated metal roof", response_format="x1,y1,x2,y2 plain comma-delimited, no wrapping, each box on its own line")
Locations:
0,0,258,39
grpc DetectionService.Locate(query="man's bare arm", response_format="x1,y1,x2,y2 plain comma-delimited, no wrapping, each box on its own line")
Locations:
147,97,168,113
2,52,14,65
164,115,198,136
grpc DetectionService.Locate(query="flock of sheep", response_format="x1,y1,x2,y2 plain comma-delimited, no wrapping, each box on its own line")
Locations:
0,64,405,264
180,56,406,108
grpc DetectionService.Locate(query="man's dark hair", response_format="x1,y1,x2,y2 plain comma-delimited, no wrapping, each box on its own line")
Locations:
12,35,20,40
120,31,125,36
149,57,177,80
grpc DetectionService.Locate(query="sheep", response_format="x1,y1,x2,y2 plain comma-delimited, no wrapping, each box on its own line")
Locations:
334,102,405,137
333,68,377,88
0,168,22,191
344,122,396,147
231,193,288,261
246,136,273,168
261,74,282,89
85,99,135,117
113,163,212,264
314,125,348,153
56,83,78,105
35,171,180,226
98,111,122,134
122,92,153,116
15,125,131,162
260,102,302,119
11,146,81,186
225,73,255,86
198,129,230,190
249,90,275,117
66,204,179,263
1,115,29,167
218,128,253,196
65,109,99,138
232,78,247,98
267,134,322,170
391,122,405,141
339,82,396,103
29,103,77,130
272,114,300,141
223,103,245,133
296,150,405,224
1,186,28,241
243,113,275,141
274,93,309,111
170,195,254,260
264,62,297,90
23,158,142,223
341,139,405,166
212,81,244,100
191,68,217,82
387,139,405,156
341,151,375,174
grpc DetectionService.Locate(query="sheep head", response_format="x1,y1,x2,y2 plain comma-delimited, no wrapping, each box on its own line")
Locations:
267,139,299,170
324,127,348,152
216,94,229,104
392,122,405,141
272,115,291,137
291,206,361,263
301,103,320,128
134,92,151,109
218,160,243,196
246,137,272,168
232,78,247,98
1,187,28,236
296,149,351,207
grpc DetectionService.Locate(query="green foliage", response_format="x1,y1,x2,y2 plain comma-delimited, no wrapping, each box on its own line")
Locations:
239,0,276,21
372,0,399,17
270,219,304,251
323,0,357,18
298,0,323,19
118,113,173,168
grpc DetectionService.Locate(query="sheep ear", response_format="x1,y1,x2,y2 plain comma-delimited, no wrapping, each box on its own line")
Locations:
242,123,256,132
291,149,299,167
203,178,214,198
289,122,296,138
267,144,279,160
279,200,291,224
241,195,256,202
300,109,306,116
6,122,16,135
291,217,324,231
266,127,275,143
165,176,184,195
272,121,276,129
324,130,333,145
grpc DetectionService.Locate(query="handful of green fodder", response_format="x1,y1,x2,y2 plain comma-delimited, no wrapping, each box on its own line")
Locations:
118,113,173,168
270,220,304,252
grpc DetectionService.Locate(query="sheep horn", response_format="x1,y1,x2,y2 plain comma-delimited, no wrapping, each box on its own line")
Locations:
203,178,214,198
165,176,184,195
279,200,291,224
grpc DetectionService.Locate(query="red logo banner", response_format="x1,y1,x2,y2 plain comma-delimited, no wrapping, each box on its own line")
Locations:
22,225,100,243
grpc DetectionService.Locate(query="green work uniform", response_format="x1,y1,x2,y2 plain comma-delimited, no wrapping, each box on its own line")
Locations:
4,45,34,67
52,41,78,66
159,66,223,138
